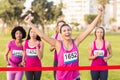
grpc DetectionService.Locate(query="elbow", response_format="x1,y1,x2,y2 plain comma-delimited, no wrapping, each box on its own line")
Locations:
40,55,43,59
110,54,112,58
88,55,94,60
88,58,91,60
39,54,43,60
88,56,91,60
49,47,54,52
50,48,54,52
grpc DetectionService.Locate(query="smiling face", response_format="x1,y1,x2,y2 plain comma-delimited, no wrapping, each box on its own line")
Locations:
95,27,105,40
15,30,23,40
60,24,72,40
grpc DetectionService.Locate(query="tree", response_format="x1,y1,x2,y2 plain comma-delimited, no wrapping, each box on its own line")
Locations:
0,0,12,35
84,14,97,24
84,14,101,27
0,0,24,27
31,0,62,32
0,0,62,34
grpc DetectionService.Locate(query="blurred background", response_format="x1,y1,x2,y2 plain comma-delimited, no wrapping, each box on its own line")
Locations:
0,0,120,35
0,0,120,80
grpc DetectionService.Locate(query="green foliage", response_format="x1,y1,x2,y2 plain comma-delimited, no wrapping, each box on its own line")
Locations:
32,0,62,24
97,0,109,5
84,14,97,24
0,0,24,27
109,17,116,23
71,22,80,26
0,0,62,29
30,0,62,32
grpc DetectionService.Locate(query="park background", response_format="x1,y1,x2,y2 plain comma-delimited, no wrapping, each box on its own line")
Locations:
0,0,120,80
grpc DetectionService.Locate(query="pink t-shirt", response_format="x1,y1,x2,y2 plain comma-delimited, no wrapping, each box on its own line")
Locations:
56,40,80,80
24,40,41,67
8,40,23,67
91,40,107,66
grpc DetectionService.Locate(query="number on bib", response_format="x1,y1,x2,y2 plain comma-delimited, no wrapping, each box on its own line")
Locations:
94,50,104,58
26,49,37,57
12,50,23,57
64,51,78,64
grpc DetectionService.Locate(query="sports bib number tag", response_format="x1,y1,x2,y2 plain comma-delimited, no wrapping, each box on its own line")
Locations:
64,51,78,64
26,49,37,57
94,50,104,58
12,50,23,57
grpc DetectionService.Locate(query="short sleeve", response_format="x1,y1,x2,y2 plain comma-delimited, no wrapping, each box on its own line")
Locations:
7,40,12,49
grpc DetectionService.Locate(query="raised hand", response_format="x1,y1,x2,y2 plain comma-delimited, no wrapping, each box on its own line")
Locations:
97,5,104,15
24,14,33,24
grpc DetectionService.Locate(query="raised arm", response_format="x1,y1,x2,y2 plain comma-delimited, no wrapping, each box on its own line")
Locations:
24,15,59,49
49,34,56,52
75,7,103,46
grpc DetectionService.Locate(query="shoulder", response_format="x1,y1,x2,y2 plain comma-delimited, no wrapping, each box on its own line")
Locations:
7,40,13,48
89,41,94,47
105,40,111,48
51,33,57,38
57,40,62,45
88,41,94,50
55,40,62,50
36,40,44,48
8,40,14,45
105,40,110,44
22,40,27,46
39,40,44,45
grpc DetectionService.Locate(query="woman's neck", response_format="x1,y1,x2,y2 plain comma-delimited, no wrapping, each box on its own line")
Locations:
29,38,36,42
63,39,72,50
15,39,22,46
15,39,22,43
96,38,103,42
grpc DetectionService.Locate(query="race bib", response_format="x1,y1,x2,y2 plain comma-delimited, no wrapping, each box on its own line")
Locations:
94,50,104,58
64,51,78,64
26,49,37,57
12,50,23,57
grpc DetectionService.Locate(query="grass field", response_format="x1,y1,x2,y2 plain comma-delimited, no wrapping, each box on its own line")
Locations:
0,30,120,80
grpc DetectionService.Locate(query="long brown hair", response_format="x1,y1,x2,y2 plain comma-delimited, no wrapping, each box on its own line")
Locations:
27,28,41,41
94,27,105,40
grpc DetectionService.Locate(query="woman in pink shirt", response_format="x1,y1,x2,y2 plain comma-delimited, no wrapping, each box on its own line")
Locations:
50,20,66,80
4,26,26,80
24,7,103,80
88,27,112,80
22,28,44,80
